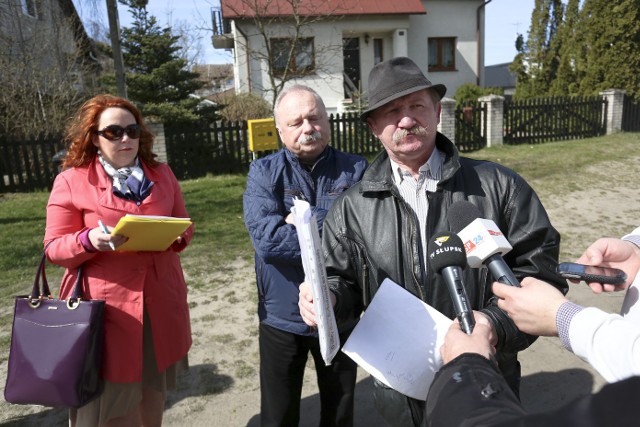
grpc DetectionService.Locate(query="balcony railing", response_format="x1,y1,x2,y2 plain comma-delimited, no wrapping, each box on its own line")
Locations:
211,7,234,49
211,7,231,36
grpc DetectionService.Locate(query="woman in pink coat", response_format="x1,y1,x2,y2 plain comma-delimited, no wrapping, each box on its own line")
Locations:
44,94,193,426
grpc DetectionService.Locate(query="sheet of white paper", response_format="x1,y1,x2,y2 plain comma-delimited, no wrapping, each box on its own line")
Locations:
291,199,340,365
342,278,453,400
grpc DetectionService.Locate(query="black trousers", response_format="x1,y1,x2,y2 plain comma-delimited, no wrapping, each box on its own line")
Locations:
259,323,358,427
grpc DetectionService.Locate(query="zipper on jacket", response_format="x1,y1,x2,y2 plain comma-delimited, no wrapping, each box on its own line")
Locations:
361,260,370,308
393,190,425,301
424,191,435,303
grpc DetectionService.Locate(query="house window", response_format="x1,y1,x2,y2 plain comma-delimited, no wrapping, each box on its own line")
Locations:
21,0,38,18
270,37,315,77
373,38,383,65
428,37,456,71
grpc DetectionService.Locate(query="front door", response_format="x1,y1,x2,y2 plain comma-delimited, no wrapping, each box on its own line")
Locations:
342,37,360,99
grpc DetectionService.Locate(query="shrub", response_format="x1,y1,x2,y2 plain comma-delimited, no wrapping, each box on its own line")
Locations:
218,93,272,122
454,83,504,106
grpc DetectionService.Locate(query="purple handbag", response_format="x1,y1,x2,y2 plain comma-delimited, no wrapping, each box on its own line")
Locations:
4,252,105,408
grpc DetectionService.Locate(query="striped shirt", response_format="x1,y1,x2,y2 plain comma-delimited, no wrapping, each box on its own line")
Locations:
390,149,443,268
557,228,640,352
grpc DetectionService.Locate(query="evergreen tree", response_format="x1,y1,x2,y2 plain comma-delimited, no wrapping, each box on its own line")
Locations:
509,34,529,98
515,0,640,100
120,1,205,124
577,0,640,99
544,0,565,93
515,0,564,98
549,0,581,96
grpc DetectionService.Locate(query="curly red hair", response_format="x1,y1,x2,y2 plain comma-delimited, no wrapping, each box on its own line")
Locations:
62,94,158,169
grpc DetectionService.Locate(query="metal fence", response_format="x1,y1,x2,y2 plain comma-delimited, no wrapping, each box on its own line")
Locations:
623,95,640,132
0,134,64,193
3,94,639,192
165,120,253,180
503,96,607,144
328,112,381,156
164,112,380,179
455,101,487,152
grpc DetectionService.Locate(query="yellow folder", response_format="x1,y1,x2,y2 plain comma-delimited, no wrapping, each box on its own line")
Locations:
111,214,192,252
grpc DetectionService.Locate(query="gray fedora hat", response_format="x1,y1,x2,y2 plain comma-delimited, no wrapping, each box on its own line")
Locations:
360,57,447,122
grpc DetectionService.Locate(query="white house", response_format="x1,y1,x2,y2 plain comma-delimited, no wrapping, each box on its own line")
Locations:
213,0,488,114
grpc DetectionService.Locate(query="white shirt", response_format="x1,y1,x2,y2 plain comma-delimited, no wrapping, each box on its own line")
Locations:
389,149,442,268
565,226,640,382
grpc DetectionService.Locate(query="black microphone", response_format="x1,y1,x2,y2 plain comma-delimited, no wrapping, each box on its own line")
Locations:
448,201,521,287
428,231,475,334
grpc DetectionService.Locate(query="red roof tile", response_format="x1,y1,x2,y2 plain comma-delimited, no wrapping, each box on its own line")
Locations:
221,0,426,19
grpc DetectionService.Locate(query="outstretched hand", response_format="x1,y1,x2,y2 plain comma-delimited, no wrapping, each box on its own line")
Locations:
576,237,640,293
493,278,567,337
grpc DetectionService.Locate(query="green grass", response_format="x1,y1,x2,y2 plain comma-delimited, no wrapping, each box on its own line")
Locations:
463,133,639,195
0,192,51,289
174,174,253,291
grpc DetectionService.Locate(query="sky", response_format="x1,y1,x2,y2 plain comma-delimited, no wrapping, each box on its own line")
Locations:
484,0,536,65
73,0,536,66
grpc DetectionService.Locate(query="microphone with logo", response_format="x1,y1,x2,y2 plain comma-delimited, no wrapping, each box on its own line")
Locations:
428,231,475,334
448,200,521,287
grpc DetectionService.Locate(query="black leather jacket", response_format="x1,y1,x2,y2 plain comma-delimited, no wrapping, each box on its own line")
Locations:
323,133,567,426
426,354,640,427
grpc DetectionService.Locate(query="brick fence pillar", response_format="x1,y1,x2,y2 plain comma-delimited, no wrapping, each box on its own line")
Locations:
148,122,168,163
599,89,626,135
439,97,456,143
479,94,504,147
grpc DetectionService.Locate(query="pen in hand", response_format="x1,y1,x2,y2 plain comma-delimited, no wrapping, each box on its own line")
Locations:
98,220,116,251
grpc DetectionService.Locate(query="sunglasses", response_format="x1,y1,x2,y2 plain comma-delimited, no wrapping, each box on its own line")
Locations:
95,124,141,141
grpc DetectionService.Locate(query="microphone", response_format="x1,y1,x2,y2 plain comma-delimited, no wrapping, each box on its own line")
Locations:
428,231,475,334
448,201,521,287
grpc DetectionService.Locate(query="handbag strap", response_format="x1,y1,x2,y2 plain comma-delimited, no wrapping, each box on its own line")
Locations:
29,251,50,301
69,265,85,301
30,250,85,302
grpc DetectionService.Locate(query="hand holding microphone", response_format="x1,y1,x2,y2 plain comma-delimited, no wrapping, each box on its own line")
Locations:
448,201,521,287
440,321,496,364
428,231,475,334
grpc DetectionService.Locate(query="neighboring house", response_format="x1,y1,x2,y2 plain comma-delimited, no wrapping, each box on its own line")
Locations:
212,0,488,113
484,62,517,97
0,0,99,94
193,63,235,97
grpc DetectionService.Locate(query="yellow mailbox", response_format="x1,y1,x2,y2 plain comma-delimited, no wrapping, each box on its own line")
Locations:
248,118,279,152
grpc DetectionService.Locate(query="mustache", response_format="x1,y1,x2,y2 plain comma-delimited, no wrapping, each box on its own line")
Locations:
392,125,429,145
298,131,322,145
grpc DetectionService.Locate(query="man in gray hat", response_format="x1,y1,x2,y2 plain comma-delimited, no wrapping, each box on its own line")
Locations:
298,57,567,426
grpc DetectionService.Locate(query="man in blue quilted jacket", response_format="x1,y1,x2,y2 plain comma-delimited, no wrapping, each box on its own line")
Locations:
243,85,368,427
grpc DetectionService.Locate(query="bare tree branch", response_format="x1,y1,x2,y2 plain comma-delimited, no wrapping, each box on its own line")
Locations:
0,2,99,138
222,0,347,107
